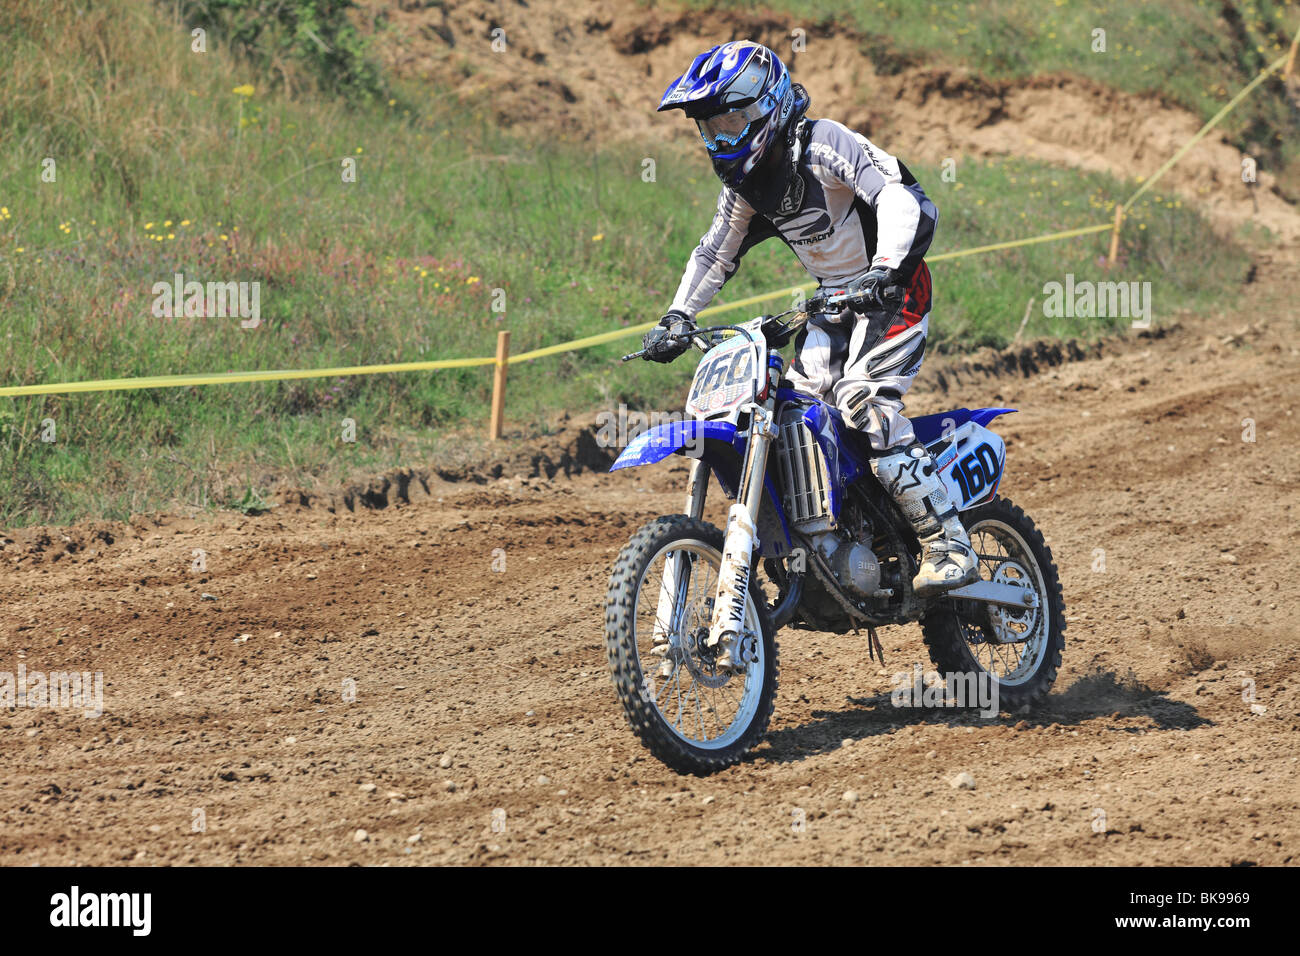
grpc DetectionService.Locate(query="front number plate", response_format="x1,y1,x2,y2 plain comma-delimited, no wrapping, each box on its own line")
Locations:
685,334,762,419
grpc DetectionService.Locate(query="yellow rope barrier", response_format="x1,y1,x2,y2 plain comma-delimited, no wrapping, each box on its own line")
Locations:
927,222,1113,262
1124,47,1293,208
0,356,495,398
5,29,1296,399
0,219,1216,396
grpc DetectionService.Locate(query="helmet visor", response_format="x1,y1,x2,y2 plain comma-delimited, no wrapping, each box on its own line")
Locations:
696,98,773,152
694,70,792,152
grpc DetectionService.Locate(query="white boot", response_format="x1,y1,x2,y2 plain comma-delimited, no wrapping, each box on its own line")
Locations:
872,443,978,595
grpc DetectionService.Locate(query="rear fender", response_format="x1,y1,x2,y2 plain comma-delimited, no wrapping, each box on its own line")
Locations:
611,419,793,557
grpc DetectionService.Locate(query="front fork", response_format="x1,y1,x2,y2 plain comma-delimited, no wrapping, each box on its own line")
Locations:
651,453,711,650
707,402,777,668
652,402,776,672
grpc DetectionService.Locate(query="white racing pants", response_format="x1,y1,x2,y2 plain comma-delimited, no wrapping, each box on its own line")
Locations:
785,261,933,451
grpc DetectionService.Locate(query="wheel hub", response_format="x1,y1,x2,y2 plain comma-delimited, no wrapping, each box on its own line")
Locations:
682,625,736,688
985,559,1039,643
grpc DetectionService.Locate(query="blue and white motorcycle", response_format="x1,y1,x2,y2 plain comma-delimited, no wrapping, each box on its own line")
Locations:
604,296,1066,774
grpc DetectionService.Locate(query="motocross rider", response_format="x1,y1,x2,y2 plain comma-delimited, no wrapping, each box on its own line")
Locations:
644,40,977,595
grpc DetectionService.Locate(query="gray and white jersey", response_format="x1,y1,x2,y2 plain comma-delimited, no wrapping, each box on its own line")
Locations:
669,118,938,318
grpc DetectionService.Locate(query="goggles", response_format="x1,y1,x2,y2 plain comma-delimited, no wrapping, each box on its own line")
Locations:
695,74,790,152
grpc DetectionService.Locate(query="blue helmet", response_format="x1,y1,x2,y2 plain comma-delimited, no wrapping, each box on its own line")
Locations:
658,41,806,208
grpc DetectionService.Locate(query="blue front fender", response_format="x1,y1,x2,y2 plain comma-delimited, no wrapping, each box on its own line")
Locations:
611,419,792,557
610,418,733,470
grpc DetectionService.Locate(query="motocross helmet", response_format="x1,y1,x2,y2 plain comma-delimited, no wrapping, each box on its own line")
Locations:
658,41,810,215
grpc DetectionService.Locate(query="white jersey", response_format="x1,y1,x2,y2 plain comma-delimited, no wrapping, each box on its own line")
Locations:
670,118,938,318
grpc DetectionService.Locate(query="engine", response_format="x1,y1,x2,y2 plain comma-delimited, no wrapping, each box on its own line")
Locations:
810,531,881,598
775,406,881,598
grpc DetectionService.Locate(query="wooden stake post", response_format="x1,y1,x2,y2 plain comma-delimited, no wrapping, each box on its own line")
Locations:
1107,203,1124,269
489,330,510,441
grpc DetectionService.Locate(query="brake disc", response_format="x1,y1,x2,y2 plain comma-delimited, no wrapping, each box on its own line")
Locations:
985,559,1039,643
681,626,736,689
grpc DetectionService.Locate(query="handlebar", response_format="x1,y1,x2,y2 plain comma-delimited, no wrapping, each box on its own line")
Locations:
621,323,748,362
620,291,868,364
804,289,855,314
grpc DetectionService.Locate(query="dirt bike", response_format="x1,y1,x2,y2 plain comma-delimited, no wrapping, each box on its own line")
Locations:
603,293,1066,774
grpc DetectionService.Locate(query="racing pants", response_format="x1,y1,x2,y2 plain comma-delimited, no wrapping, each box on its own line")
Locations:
785,261,932,452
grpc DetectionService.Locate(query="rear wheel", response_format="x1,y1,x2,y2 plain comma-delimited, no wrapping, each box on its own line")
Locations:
605,515,778,775
920,496,1065,711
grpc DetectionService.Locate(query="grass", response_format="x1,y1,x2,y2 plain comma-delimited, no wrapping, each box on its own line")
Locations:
0,0,1264,527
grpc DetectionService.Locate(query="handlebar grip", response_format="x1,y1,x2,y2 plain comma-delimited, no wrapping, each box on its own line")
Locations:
624,328,698,362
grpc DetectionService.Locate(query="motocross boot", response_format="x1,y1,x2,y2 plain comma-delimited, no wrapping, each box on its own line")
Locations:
871,442,979,596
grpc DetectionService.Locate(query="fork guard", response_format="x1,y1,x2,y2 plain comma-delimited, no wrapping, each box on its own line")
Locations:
611,419,793,558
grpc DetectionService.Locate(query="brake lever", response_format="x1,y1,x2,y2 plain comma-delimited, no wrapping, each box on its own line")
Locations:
621,331,695,363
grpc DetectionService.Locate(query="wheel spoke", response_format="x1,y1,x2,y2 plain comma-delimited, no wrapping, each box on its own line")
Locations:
629,538,764,747
673,666,685,730
954,517,1050,687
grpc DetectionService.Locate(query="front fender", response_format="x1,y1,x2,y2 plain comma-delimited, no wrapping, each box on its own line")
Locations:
610,418,735,470
610,419,793,558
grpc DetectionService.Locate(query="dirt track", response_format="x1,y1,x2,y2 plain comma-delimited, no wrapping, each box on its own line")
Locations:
2,262,1297,866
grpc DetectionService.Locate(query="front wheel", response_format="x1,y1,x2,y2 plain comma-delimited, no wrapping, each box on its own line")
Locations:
921,495,1066,712
604,515,778,775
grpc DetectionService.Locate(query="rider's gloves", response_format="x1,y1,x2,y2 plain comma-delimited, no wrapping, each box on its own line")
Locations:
846,265,906,316
642,310,696,363
761,313,798,349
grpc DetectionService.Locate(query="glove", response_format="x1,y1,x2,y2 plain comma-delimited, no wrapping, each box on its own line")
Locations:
761,313,797,349
642,310,696,363
846,266,906,316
